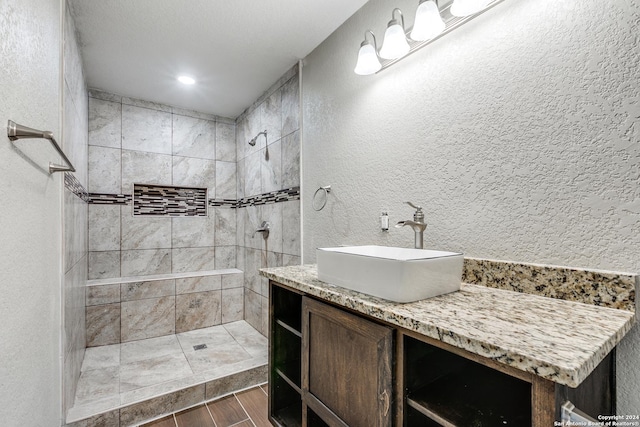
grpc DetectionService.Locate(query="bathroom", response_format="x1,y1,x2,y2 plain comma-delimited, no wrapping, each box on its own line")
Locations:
1,0,638,425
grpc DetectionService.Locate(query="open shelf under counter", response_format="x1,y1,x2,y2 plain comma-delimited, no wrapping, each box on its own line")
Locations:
272,319,302,388
406,366,531,426
271,367,303,427
273,402,303,427
404,334,531,427
272,282,303,333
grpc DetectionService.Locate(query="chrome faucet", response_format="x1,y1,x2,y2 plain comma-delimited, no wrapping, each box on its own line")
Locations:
395,202,427,249
253,221,270,239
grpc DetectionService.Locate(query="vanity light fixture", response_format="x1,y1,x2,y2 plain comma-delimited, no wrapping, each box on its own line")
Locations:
379,8,410,59
450,0,491,17
354,0,505,75
410,0,446,41
354,31,382,75
177,75,196,85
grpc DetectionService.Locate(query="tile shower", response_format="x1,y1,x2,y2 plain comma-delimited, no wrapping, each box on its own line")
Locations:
63,3,90,420
65,66,301,425
86,89,243,345
236,66,301,336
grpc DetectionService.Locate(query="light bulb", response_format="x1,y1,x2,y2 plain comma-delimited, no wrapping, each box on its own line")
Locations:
379,21,410,59
410,0,446,41
177,75,196,85
450,0,491,17
354,42,382,75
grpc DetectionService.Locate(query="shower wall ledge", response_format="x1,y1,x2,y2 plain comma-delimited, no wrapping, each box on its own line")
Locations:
85,269,246,346
87,269,243,287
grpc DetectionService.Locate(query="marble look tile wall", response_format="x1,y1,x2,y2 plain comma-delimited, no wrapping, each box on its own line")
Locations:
87,65,301,344
236,66,302,336
63,4,89,418
88,90,237,279
86,272,244,346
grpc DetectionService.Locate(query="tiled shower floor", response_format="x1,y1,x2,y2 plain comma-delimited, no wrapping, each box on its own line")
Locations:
67,321,267,423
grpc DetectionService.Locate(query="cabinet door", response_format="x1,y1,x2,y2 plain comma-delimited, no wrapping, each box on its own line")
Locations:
302,297,393,427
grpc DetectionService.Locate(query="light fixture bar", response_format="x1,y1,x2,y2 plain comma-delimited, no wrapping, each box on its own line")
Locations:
376,0,507,73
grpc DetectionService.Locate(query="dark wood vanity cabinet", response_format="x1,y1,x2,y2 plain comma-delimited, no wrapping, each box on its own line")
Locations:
302,297,393,427
268,281,393,427
268,281,615,427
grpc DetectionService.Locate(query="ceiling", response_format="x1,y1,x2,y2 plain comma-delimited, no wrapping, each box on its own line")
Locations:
68,0,369,119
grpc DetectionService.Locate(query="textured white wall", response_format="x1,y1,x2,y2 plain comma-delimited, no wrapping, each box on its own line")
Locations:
302,0,640,414
0,0,63,425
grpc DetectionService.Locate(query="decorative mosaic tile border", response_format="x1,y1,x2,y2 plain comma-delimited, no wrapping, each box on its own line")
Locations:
88,193,132,205
209,198,239,208
208,187,301,208
462,257,637,312
236,186,300,208
64,172,89,202
133,184,207,217
88,187,301,211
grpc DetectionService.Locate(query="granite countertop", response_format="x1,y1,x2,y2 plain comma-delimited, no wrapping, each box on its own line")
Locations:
260,264,636,388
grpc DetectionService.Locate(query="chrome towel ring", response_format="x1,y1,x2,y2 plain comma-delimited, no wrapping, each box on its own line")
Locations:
312,185,331,211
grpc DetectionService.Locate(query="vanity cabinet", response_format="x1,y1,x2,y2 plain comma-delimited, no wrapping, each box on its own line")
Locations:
269,284,303,426
268,281,615,427
269,282,393,427
302,297,393,427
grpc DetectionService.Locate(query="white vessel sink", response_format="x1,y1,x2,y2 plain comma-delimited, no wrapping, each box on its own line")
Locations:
316,245,463,303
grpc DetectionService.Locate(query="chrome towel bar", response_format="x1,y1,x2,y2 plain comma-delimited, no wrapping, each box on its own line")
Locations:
7,120,76,174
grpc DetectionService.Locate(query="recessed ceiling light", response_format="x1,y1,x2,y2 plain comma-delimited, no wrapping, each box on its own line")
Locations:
177,75,196,85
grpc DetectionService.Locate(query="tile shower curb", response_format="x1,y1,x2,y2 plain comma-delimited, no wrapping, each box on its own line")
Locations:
65,362,268,427
134,382,268,427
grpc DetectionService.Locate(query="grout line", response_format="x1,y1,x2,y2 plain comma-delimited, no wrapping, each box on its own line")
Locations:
174,332,198,376
203,401,219,427
135,411,179,427
227,419,251,427
233,392,257,427
222,323,249,355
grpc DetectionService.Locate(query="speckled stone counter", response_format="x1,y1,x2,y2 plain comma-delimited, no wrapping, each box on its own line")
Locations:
260,264,636,388
462,258,637,312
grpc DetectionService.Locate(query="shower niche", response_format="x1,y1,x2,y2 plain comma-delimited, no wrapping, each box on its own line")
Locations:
133,183,208,217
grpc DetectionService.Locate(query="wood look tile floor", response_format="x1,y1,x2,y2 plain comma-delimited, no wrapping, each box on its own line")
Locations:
140,384,269,427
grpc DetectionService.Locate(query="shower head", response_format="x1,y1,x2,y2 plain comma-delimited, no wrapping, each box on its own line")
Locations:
248,130,267,146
